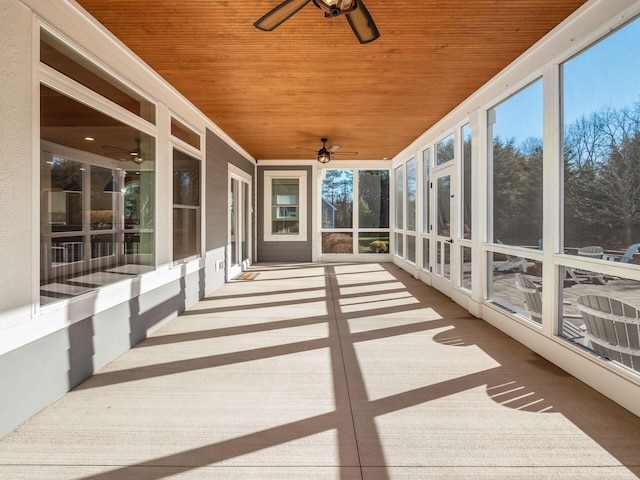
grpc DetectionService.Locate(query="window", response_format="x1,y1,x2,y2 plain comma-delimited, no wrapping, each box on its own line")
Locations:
422,148,431,235
436,133,454,166
171,117,200,150
41,29,155,124
40,85,155,305
462,124,472,239
264,171,307,242
173,149,201,262
488,79,543,247
562,17,640,260
321,169,389,254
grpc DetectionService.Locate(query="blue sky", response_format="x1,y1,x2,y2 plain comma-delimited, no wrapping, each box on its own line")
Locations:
492,17,640,144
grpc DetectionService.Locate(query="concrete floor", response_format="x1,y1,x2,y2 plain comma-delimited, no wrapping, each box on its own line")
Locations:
1,262,640,479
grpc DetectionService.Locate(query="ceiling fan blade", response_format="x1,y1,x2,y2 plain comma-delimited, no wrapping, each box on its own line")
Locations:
333,151,358,155
345,0,380,44
296,146,320,152
254,0,312,31
328,144,342,153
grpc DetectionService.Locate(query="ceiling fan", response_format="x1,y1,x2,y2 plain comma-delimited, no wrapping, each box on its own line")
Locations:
254,0,380,44
297,138,358,163
102,138,145,164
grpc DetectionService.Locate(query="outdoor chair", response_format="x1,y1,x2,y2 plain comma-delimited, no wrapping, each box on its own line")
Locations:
576,295,640,372
515,273,585,340
566,245,607,285
495,239,529,273
608,243,640,264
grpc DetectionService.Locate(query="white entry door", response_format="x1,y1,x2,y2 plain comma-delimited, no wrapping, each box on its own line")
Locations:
228,167,252,280
431,167,455,295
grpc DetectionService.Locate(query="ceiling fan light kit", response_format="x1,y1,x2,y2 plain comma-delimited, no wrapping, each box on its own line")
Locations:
254,0,380,44
297,138,358,163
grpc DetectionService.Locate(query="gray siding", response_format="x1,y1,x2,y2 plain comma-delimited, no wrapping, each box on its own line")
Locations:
257,165,313,262
205,129,255,250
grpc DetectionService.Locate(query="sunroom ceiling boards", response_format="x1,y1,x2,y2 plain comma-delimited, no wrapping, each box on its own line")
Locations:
74,0,589,161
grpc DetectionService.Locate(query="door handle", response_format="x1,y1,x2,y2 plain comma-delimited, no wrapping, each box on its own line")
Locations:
446,238,454,244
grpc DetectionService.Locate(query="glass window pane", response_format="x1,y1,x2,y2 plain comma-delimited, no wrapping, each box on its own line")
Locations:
462,124,472,239
461,246,472,290
395,166,404,229
560,267,640,374
322,232,353,254
422,238,430,271
406,159,416,231
436,134,454,165
47,156,84,232
173,208,200,261
422,149,430,234
173,150,200,207
437,176,451,236
40,86,156,304
489,79,543,247
321,170,353,229
173,149,201,263
358,232,389,253
407,235,416,263
40,29,155,123
358,170,389,228
171,117,200,149
563,18,640,258
395,233,404,257
488,252,543,325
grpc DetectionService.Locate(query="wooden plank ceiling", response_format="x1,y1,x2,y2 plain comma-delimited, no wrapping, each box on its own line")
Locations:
74,0,588,161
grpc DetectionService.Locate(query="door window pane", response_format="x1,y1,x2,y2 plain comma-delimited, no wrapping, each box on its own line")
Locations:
437,176,451,236
489,79,543,247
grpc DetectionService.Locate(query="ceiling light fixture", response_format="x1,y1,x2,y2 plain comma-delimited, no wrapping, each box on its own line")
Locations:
317,152,332,163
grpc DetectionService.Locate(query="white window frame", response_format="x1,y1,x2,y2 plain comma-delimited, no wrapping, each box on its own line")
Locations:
264,170,307,242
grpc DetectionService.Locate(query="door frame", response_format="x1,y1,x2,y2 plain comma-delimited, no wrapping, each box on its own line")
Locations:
227,164,252,280
431,163,457,296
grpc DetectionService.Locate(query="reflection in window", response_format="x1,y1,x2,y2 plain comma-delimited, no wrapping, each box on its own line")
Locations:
563,18,640,260
488,79,543,247
173,149,201,262
171,117,200,149
436,134,454,165
40,87,155,305
271,178,300,234
40,29,155,123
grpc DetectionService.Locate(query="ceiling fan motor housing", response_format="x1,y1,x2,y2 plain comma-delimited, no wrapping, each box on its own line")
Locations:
313,0,357,17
